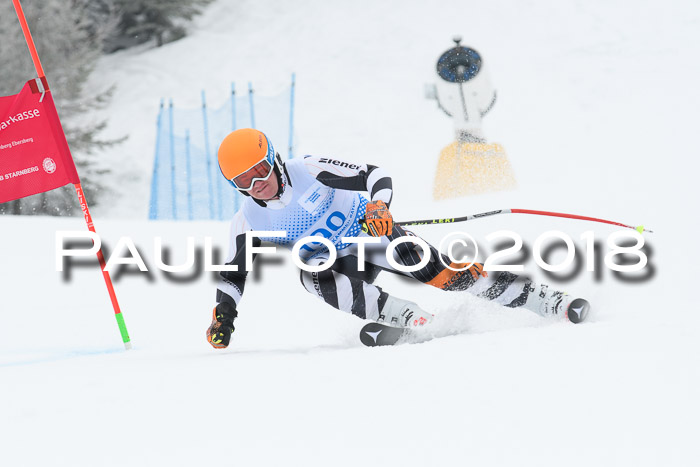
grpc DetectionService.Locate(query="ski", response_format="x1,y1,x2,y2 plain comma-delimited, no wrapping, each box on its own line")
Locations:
359,322,413,347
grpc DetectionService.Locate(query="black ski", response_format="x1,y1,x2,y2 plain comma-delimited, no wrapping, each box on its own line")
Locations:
359,322,412,347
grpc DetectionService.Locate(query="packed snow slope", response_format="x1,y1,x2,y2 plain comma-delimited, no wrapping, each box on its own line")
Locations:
2,0,700,466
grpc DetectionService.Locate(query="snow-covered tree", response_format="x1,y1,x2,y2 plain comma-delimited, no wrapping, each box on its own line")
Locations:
109,0,212,49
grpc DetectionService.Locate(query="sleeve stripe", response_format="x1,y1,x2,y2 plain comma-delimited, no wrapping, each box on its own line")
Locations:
366,166,388,192
310,158,394,207
217,278,243,305
217,213,253,308
367,167,393,206
307,163,356,177
316,171,368,191
371,187,393,205
369,177,392,199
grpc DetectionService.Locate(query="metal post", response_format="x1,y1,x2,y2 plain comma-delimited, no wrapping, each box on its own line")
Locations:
185,130,193,220
149,99,164,219
288,73,296,159
229,82,240,218
168,99,177,219
231,82,237,130
201,90,216,219
248,82,255,129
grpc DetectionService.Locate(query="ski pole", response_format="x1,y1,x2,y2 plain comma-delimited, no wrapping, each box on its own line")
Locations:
367,208,653,233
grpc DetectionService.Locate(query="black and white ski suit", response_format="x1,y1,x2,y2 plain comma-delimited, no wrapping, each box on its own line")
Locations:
215,156,566,321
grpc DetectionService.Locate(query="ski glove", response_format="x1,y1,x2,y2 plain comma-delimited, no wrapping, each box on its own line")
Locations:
364,200,394,237
207,302,238,349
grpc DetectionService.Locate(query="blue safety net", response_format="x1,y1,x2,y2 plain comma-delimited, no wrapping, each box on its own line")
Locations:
149,76,296,220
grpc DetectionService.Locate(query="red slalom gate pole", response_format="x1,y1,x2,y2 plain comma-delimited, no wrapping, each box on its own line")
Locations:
12,0,132,349
11,0,45,78
74,185,131,348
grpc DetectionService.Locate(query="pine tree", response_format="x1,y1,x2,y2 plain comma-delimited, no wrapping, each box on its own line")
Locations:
110,0,213,49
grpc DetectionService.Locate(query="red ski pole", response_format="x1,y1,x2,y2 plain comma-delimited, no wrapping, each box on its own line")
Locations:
392,208,653,233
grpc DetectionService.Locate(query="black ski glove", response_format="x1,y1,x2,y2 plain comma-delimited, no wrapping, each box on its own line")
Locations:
207,302,238,349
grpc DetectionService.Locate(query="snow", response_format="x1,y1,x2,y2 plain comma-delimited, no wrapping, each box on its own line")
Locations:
2,0,700,465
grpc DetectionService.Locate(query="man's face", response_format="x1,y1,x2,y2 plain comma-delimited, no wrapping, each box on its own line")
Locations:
248,173,279,200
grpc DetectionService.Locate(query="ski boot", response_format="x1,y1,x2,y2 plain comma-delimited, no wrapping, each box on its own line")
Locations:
523,284,590,324
378,295,433,328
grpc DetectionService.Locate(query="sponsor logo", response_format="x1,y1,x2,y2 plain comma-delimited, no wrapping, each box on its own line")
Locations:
570,306,584,319
222,278,242,297
0,137,35,151
0,108,41,132
0,165,39,181
441,270,466,289
311,272,323,297
318,158,361,170
75,185,92,227
366,330,382,343
42,157,56,174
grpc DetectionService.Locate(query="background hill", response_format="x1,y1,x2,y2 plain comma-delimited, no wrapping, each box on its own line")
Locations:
1,1,699,465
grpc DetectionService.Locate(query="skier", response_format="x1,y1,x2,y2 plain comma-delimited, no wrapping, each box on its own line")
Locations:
207,128,589,348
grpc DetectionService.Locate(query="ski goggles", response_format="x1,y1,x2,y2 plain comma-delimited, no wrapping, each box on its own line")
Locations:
229,158,275,191
226,134,277,191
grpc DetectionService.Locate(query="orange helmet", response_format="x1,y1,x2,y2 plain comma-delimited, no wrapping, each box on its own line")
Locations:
218,128,278,191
